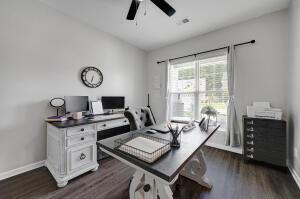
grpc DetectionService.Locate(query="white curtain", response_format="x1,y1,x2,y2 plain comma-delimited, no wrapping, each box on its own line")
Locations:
165,60,171,121
225,45,241,147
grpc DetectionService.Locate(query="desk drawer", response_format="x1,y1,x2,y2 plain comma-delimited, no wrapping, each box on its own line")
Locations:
67,143,96,173
67,124,95,137
66,133,96,148
96,118,129,131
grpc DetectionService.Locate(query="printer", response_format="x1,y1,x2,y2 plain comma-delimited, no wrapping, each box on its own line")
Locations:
247,102,282,120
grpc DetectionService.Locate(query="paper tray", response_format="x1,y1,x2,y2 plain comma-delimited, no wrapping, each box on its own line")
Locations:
114,133,171,164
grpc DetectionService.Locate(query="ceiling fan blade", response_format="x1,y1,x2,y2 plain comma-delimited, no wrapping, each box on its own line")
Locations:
150,0,176,17
127,0,140,20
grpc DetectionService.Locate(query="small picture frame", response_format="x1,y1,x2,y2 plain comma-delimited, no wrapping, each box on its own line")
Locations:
200,118,209,132
91,101,104,115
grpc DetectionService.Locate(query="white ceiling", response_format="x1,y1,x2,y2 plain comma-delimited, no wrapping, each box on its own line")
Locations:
41,0,290,51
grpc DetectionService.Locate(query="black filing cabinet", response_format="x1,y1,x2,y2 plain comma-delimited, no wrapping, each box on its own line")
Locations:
243,116,286,167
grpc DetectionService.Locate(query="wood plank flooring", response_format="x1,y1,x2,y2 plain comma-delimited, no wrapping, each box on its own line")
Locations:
0,147,299,199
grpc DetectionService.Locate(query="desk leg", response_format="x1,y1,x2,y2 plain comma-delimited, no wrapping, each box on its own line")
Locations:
156,180,173,199
130,170,144,199
130,170,174,199
180,149,212,189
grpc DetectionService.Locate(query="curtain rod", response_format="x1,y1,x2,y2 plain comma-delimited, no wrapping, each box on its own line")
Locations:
156,40,256,64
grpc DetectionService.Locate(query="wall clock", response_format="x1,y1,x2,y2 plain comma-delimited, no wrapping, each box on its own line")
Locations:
81,67,103,88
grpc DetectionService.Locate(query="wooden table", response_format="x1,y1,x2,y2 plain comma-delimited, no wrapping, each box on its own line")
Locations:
97,124,219,199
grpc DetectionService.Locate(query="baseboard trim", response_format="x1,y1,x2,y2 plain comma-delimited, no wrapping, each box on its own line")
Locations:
205,142,243,154
0,160,45,181
287,162,300,189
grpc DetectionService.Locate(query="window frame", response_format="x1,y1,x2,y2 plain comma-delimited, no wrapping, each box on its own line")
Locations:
168,54,228,131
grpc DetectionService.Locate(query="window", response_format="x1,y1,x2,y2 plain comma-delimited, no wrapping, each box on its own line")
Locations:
168,53,228,131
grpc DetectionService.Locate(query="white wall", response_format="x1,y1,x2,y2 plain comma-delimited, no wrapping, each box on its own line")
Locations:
148,10,288,127
0,0,147,173
288,0,300,179
147,10,289,146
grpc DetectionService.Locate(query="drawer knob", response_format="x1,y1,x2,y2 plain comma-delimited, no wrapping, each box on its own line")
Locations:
143,184,151,192
247,120,254,125
124,120,127,123
81,128,85,132
81,137,85,141
246,141,254,145
246,134,254,139
246,148,254,152
246,154,254,159
103,124,106,127
80,153,86,160
246,127,254,132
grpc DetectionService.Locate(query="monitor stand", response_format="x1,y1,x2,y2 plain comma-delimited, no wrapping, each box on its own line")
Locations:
103,109,114,115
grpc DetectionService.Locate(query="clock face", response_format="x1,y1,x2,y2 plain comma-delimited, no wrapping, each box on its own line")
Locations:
81,67,103,88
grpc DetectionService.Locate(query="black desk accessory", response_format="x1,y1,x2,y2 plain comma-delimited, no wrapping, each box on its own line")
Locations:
145,129,157,134
147,93,156,124
194,118,205,127
167,123,185,148
151,123,170,134
170,119,190,124
49,98,65,116
199,118,209,132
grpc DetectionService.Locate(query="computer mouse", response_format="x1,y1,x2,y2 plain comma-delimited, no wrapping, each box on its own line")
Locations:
145,129,157,134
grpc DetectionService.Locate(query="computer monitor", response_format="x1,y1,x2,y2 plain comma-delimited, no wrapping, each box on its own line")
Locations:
101,96,125,110
65,96,89,114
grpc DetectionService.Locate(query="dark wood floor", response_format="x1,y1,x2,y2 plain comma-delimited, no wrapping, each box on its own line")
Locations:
0,147,299,199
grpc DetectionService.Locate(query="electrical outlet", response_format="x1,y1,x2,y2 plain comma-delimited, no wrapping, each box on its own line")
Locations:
294,148,298,159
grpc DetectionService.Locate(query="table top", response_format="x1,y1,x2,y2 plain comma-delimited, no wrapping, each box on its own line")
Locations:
97,124,219,182
48,114,126,128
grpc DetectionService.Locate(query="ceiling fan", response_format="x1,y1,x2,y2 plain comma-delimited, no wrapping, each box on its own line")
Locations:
126,0,176,20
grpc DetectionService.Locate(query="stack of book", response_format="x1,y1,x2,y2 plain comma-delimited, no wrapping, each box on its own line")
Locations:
46,116,67,122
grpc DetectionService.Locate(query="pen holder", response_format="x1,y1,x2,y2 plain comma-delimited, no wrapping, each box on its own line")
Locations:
170,128,182,148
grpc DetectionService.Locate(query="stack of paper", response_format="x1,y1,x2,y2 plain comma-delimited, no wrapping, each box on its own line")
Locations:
247,102,282,120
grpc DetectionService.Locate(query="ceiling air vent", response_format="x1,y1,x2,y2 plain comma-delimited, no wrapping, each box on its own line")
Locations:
177,18,190,26
182,18,190,24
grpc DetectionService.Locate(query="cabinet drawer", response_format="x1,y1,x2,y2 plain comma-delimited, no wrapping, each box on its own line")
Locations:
244,138,286,152
244,118,285,129
67,143,96,173
67,124,95,137
96,118,129,131
66,133,96,148
245,149,286,167
244,126,285,137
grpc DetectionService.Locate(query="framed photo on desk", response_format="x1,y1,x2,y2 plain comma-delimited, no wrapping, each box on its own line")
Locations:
91,101,104,115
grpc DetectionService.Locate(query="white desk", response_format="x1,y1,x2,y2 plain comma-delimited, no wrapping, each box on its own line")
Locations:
98,125,219,199
46,114,129,187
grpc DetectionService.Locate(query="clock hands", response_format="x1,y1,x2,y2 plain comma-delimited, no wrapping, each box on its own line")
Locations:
91,75,94,83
